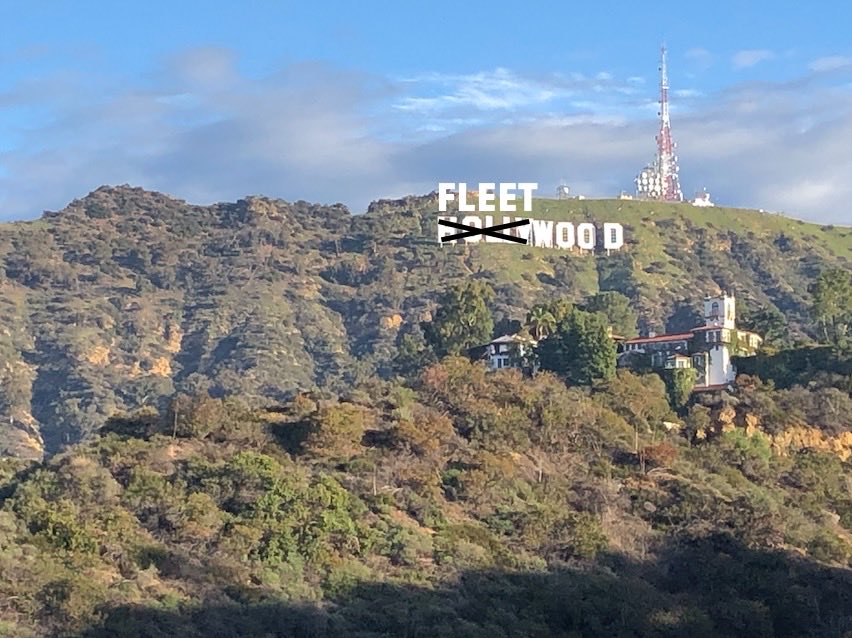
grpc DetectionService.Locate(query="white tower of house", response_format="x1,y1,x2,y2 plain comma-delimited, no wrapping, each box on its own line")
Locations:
700,292,738,386
704,292,736,330
621,290,762,392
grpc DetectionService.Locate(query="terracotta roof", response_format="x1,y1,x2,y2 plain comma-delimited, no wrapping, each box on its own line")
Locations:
624,332,693,345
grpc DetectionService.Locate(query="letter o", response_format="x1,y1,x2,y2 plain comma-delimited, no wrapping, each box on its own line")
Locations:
577,222,596,250
554,222,574,249
461,216,482,243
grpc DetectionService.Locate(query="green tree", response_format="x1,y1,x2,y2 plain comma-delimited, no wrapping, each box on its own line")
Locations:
537,309,616,385
597,370,674,450
525,305,557,340
810,268,852,349
546,298,575,324
684,404,713,441
584,291,638,338
392,330,437,378
738,301,789,351
422,281,494,356
665,301,704,334
663,368,697,412
303,403,371,460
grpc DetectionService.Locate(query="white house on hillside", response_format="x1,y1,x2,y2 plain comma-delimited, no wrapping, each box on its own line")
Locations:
479,334,537,371
620,293,762,390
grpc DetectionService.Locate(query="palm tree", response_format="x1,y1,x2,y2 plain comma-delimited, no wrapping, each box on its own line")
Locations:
526,305,557,340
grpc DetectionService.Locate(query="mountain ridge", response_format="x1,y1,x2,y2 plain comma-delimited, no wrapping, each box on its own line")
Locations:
0,185,849,460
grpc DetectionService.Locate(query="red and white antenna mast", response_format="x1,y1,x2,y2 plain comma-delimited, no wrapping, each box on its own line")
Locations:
655,45,682,201
635,45,683,202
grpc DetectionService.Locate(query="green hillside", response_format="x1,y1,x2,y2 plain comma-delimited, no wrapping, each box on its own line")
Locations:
0,186,849,459
1,359,851,637
0,187,850,637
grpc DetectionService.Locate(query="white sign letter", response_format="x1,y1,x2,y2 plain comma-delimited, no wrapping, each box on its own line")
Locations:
531,219,553,248
479,183,495,212
514,217,531,243
458,183,475,212
577,222,596,250
517,182,538,212
461,215,481,243
499,182,517,212
554,222,574,249
603,223,624,250
438,183,455,212
483,215,502,243
437,216,458,242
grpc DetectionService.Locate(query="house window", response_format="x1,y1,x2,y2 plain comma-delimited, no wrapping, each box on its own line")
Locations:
610,227,618,244
711,301,719,316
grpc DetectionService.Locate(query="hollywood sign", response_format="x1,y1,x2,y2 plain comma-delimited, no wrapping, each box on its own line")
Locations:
436,182,625,251
437,216,625,251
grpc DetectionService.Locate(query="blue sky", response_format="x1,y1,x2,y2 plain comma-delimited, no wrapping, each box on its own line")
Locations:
1,0,851,222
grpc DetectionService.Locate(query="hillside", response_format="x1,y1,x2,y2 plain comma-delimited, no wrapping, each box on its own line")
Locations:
0,185,849,459
0,361,851,637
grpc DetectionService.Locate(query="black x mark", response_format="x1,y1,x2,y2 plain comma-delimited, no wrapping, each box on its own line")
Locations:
439,218,530,244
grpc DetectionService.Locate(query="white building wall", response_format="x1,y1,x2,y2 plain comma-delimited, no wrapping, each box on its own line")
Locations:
706,344,735,386
490,354,511,370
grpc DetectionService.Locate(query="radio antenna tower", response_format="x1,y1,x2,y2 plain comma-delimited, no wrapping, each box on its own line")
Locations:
635,45,683,202
656,45,682,201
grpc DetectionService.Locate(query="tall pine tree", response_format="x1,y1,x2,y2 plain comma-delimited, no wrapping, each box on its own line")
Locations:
537,308,616,385
422,281,495,357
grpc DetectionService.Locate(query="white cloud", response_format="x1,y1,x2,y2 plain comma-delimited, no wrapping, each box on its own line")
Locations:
732,49,775,69
673,89,702,99
392,67,640,118
394,68,560,113
809,55,852,72
0,49,851,224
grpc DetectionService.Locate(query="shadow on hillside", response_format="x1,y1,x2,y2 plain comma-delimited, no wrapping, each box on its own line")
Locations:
75,534,852,638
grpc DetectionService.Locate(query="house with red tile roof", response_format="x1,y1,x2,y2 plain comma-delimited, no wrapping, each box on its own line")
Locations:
620,293,762,391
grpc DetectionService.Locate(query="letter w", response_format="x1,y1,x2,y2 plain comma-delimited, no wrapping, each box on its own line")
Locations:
531,219,553,248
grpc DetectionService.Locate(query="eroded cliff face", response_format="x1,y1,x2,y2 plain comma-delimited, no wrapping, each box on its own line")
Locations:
694,404,852,462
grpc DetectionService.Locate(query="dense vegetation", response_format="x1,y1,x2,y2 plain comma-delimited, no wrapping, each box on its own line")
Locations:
0,186,850,636
1,354,851,637
0,185,850,458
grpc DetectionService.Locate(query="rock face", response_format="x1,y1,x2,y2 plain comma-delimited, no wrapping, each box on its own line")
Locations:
771,427,852,461
0,185,849,458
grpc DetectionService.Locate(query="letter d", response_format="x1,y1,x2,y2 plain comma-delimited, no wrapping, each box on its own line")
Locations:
603,223,624,250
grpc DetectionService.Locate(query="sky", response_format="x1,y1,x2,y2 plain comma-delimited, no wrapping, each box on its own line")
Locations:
1,1,851,223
